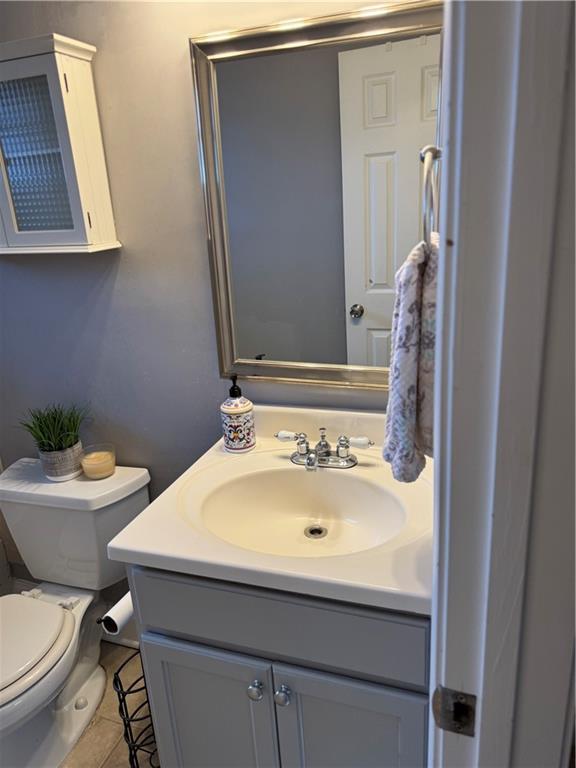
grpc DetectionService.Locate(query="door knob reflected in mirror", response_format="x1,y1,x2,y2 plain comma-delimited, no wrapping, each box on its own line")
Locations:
349,304,365,319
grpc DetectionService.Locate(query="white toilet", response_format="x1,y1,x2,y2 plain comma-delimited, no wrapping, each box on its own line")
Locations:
0,458,150,767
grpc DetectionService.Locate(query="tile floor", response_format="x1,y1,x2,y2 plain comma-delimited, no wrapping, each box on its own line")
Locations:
61,642,150,768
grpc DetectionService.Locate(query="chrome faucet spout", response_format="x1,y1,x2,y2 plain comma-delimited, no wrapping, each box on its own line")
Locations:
305,451,318,471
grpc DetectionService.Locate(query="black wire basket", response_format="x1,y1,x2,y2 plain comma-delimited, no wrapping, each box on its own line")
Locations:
112,649,159,768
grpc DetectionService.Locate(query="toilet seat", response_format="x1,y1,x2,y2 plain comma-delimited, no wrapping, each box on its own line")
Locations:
0,595,75,707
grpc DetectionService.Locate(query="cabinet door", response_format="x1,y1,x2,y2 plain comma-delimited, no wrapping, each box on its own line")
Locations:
273,664,427,768
140,632,280,768
0,54,86,247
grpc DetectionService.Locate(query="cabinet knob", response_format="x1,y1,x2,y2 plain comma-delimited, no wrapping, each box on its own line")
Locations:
274,684,292,707
247,680,264,702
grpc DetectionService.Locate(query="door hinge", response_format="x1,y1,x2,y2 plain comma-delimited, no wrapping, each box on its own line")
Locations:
432,685,477,737
63,72,69,93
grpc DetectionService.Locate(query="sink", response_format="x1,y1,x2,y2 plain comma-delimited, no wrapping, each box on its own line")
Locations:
108,404,433,614
199,467,405,557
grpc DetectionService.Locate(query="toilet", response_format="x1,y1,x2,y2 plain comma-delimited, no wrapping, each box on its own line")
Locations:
0,458,150,767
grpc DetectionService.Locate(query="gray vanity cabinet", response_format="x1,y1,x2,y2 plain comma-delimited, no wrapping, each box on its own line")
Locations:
131,567,430,768
140,634,280,768
140,632,427,768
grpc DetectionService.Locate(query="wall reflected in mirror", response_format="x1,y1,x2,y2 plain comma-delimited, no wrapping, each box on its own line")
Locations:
216,32,440,368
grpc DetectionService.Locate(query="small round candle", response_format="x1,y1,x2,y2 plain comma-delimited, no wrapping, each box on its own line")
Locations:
81,444,116,480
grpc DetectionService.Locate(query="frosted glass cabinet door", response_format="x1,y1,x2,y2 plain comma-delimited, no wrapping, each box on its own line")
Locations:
140,633,281,768
273,664,428,768
0,54,86,247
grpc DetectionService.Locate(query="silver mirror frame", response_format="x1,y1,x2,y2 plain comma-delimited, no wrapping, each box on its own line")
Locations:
190,1,442,390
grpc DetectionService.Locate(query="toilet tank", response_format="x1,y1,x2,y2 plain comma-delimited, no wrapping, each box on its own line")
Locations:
0,459,150,590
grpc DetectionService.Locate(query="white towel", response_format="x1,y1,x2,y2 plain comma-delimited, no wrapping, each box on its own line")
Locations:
383,233,439,482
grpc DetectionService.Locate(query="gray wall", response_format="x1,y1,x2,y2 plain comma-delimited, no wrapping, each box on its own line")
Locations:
218,46,348,364
0,0,384,545
0,2,225,501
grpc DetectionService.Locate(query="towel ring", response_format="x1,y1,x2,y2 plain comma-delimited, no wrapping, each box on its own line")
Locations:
420,144,442,247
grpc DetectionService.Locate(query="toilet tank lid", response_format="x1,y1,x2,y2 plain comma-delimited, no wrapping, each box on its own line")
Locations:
0,459,150,510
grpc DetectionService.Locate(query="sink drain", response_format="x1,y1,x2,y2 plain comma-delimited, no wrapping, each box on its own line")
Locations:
304,525,328,540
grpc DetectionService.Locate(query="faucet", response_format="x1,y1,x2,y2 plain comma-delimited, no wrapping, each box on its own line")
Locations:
275,428,374,470
314,428,331,458
305,451,318,471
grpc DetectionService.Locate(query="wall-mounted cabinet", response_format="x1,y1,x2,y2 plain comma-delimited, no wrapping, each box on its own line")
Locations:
0,34,120,254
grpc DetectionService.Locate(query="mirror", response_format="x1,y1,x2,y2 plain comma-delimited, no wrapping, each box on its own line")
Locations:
191,2,442,389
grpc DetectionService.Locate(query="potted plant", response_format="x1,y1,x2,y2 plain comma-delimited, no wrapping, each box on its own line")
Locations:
20,404,88,482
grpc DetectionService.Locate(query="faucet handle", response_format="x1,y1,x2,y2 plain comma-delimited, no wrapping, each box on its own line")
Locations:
348,436,375,449
336,435,350,459
276,431,309,455
337,435,374,459
275,431,301,441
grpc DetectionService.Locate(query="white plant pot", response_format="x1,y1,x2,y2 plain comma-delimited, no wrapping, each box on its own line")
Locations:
38,441,83,482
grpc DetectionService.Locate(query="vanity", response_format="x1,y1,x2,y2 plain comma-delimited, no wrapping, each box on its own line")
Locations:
108,406,433,767
107,4,440,763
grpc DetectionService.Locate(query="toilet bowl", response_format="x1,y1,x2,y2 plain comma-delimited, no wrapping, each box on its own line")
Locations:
0,584,103,766
0,459,150,767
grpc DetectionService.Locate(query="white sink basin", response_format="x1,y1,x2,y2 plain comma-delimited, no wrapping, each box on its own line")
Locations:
199,467,405,557
108,405,434,614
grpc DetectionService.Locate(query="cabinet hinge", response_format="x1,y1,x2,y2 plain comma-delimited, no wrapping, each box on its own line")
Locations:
87,211,92,229
432,685,476,737
63,73,69,93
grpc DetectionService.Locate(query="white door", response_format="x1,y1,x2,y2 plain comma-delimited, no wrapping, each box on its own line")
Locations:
339,35,440,366
431,2,573,766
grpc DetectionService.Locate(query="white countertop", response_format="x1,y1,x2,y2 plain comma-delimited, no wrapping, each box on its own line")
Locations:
108,405,433,615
